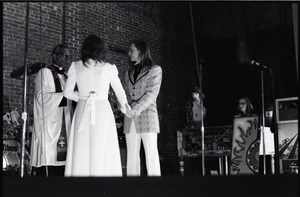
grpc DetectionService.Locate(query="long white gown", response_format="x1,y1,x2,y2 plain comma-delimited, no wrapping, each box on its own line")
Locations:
64,59,128,177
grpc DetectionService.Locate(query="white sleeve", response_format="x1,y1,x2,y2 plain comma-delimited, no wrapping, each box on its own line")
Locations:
34,68,65,140
110,64,128,113
64,62,79,102
35,68,64,120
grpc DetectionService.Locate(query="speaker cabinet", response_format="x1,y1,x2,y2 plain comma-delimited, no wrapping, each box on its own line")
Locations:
275,97,298,124
275,97,298,174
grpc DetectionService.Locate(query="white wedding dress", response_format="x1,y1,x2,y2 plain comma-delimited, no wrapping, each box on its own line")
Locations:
64,59,128,177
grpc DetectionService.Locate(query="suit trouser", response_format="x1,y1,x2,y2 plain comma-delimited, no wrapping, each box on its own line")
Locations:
126,131,161,176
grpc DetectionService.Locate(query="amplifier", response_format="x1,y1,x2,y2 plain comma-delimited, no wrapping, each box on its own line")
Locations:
275,97,298,124
275,97,298,174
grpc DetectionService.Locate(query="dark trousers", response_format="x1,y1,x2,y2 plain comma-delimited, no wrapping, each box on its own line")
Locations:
31,166,65,177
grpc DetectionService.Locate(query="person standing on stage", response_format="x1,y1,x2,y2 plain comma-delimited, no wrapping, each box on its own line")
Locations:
124,39,162,176
185,86,206,128
234,96,254,117
63,34,130,177
30,43,73,176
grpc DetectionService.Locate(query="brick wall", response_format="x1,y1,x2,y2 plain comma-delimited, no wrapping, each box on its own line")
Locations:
3,2,196,175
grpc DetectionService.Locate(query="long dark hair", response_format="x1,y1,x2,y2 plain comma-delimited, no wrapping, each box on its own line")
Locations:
81,34,107,66
129,39,153,68
236,96,254,116
188,86,205,102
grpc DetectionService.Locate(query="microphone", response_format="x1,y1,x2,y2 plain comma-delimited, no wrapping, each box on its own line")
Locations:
250,60,269,69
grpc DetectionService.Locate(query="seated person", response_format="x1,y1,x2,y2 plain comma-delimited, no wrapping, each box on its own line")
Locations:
234,96,254,117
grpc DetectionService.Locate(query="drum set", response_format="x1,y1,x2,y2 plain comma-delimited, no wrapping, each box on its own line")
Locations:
3,62,45,176
2,109,31,176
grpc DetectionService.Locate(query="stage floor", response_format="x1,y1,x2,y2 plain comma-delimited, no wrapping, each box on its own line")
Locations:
3,175,298,197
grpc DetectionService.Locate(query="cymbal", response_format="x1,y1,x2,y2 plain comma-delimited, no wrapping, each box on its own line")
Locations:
10,62,46,78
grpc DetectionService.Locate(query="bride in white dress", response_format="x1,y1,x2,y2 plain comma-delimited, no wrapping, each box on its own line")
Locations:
64,35,130,177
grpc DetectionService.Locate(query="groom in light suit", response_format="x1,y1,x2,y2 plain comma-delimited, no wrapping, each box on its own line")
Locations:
124,39,162,176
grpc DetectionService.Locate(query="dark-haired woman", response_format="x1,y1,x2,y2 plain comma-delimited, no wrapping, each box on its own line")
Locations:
63,35,130,176
234,97,254,117
123,39,162,176
185,86,206,128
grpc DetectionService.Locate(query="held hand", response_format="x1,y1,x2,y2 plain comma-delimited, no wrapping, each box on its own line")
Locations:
120,103,131,114
125,103,131,112
125,109,135,118
120,105,127,114
135,110,141,116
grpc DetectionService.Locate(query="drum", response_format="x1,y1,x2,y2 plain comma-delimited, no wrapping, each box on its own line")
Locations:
3,109,20,126
2,140,31,176
3,109,21,140
2,127,21,140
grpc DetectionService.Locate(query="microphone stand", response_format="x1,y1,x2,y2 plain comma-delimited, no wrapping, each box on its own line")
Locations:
260,65,278,175
26,67,31,149
189,2,205,176
269,68,279,174
201,100,205,176
260,70,266,175
252,60,278,174
20,2,30,177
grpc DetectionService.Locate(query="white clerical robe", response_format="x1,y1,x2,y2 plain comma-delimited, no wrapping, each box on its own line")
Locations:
30,67,72,167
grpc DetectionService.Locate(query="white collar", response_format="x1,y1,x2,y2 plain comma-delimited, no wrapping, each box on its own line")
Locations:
53,64,63,71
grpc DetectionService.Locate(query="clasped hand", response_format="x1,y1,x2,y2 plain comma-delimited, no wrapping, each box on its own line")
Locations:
120,103,141,118
125,104,142,118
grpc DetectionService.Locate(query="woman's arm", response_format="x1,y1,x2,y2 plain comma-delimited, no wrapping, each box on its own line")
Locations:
110,64,130,114
63,62,79,102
